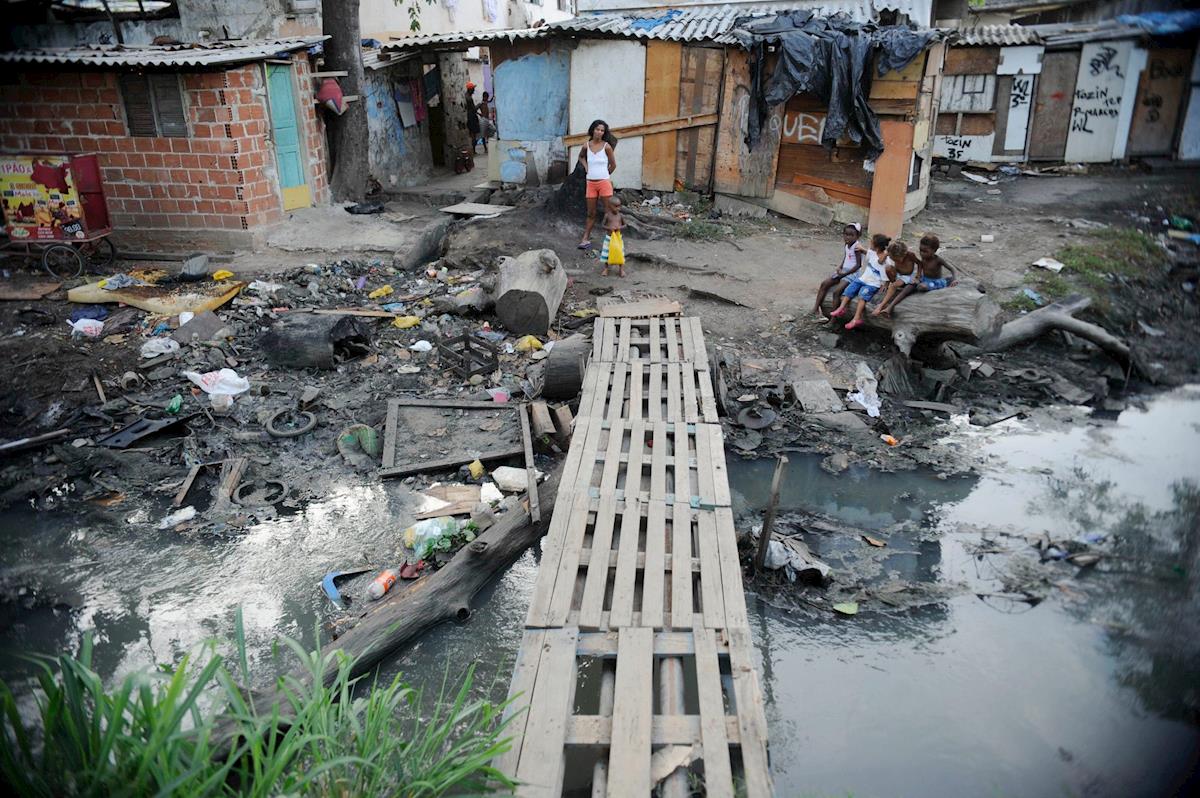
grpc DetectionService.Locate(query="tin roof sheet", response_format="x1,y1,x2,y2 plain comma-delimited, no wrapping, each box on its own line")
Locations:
0,36,326,68
955,24,1043,46
379,2,935,53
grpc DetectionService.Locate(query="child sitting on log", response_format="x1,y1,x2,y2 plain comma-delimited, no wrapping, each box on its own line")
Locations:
812,222,865,320
872,240,922,317
872,233,956,316
829,233,891,330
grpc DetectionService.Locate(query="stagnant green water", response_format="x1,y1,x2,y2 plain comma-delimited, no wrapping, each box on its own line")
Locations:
2,387,1198,796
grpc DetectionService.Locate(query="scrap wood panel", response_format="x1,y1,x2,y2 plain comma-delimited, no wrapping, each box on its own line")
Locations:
592,316,708,365
555,416,730,508
577,360,718,424
677,45,724,191
499,627,772,798
380,398,524,477
642,40,684,192
525,496,747,630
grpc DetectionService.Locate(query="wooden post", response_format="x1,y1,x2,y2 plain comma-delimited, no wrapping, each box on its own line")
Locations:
753,455,788,572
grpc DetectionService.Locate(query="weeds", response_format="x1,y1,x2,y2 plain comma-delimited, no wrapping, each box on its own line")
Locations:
674,220,728,241
0,610,515,797
1013,228,1162,314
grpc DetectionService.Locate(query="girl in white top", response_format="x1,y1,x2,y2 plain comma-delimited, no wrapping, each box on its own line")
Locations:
829,233,892,330
577,119,617,249
813,222,865,319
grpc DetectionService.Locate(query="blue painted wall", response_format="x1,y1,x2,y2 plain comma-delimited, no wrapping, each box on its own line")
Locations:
494,50,570,141
365,66,434,188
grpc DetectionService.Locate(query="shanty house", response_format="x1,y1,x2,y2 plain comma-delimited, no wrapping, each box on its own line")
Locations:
934,16,1199,164
0,37,330,248
376,6,945,236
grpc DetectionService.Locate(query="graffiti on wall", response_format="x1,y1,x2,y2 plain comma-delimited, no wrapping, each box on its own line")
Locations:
932,134,994,162
781,112,825,145
1065,41,1133,162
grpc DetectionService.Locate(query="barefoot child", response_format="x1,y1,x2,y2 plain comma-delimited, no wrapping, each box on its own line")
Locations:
812,223,865,319
872,240,922,317
599,197,626,277
830,233,890,330
915,233,956,292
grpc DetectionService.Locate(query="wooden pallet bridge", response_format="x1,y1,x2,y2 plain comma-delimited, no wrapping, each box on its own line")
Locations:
497,315,772,797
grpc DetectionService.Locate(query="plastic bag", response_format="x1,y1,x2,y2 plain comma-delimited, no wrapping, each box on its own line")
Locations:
392,315,420,329
515,335,543,352
182,368,250,396
848,361,880,418
140,338,181,358
607,230,625,266
69,318,105,338
402,517,461,561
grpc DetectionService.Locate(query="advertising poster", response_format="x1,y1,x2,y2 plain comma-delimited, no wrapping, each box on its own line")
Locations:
0,155,85,241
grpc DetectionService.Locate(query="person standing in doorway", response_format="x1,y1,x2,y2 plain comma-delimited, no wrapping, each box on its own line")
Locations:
477,91,496,142
465,82,483,154
577,119,616,249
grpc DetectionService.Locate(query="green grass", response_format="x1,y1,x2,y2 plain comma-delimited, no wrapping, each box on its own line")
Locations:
1002,293,1040,313
1013,227,1163,313
673,220,729,241
0,610,516,797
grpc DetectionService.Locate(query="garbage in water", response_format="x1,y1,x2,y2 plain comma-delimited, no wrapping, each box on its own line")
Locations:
491,466,540,493
847,362,881,418
158,506,196,529
366,569,397,600
402,517,461,561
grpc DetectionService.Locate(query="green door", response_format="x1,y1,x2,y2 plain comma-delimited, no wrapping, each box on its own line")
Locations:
267,64,310,209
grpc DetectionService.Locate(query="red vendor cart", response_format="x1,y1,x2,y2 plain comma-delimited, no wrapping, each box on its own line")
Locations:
1,152,117,278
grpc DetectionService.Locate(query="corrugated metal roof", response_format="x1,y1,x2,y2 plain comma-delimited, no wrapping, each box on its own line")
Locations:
0,36,326,68
379,2,936,53
955,24,1043,46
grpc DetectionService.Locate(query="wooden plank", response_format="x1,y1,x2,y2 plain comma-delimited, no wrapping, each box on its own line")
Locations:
671,502,693,629
698,369,717,422
579,496,619,629
566,714,743,746
559,414,602,490
415,484,482,519
520,403,540,524
943,45,1000,75
599,418,624,494
648,363,663,422
514,627,579,797
378,445,524,479
599,298,682,318
390,398,518,409
693,628,735,797
628,361,644,423
601,318,617,362
682,363,699,422
545,496,596,626
624,418,647,502
714,47,782,198
439,202,515,216
664,316,679,362
608,496,642,627
866,119,913,240
715,508,748,628
496,628,546,779
649,317,662,364
643,41,684,191
530,401,556,438
688,317,708,366
706,424,731,507
173,464,203,507
673,422,691,500
727,627,773,798
695,510,725,629
641,500,667,629
869,80,919,100
576,629,703,658
650,421,668,501
666,362,682,423
1129,49,1192,156
1029,50,1079,161
617,317,632,362
608,362,628,423
563,112,717,147
525,490,585,627
607,627,654,797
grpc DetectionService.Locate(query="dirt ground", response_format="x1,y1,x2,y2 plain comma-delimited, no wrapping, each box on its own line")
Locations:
1,166,1198,513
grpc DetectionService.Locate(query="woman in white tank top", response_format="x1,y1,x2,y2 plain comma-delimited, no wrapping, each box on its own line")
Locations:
577,119,617,248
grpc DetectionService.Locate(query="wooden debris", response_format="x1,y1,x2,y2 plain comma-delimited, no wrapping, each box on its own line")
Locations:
599,298,682,318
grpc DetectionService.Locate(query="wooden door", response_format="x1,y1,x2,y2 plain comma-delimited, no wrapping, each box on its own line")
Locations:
641,41,683,192
676,46,724,191
1128,49,1192,156
266,64,311,210
1028,50,1079,160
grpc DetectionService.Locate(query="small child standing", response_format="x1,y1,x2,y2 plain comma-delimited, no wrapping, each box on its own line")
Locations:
872,240,922,317
829,233,891,330
599,197,626,277
812,223,865,319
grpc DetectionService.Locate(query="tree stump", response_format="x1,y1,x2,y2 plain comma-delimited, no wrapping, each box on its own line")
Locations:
486,249,568,336
542,333,591,400
259,314,372,369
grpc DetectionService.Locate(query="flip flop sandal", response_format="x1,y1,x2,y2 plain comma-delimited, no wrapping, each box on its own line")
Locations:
577,241,592,250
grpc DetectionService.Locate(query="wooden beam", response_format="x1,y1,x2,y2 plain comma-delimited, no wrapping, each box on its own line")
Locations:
564,113,717,147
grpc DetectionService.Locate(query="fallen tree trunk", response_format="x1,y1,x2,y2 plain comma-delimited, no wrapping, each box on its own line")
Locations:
821,287,1141,377
983,294,1144,377
212,468,561,758
821,281,1002,357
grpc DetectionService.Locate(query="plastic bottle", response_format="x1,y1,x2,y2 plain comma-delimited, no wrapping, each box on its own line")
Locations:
367,569,397,600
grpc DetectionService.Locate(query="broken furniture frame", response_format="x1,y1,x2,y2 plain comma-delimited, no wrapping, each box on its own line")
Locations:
437,334,499,379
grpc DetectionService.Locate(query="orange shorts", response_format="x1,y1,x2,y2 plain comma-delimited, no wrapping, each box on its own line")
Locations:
586,179,614,199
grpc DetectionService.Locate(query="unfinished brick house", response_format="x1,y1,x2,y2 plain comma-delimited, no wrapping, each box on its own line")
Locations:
0,38,330,248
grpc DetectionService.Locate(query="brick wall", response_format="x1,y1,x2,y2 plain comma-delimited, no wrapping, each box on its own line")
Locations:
0,59,328,242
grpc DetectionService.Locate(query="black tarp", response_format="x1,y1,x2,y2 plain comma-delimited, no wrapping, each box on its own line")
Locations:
728,12,940,161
